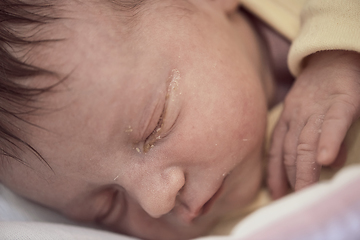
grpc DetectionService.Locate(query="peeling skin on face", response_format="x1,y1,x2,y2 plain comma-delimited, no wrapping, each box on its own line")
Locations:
125,126,133,133
169,69,180,93
143,69,181,153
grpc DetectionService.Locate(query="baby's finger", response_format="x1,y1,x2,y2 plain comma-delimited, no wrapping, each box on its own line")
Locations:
283,119,304,188
317,103,354,166
294,114,324,191
267,119,288,199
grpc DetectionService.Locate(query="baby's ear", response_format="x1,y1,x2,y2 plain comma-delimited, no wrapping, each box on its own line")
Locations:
210,0,239,14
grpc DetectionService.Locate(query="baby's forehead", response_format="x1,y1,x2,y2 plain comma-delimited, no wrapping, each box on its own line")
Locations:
29,0,206,128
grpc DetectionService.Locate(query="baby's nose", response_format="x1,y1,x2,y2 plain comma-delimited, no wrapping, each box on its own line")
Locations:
136,167,185,218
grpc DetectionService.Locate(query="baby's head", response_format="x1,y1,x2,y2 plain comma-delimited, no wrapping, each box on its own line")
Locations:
0,0,274,239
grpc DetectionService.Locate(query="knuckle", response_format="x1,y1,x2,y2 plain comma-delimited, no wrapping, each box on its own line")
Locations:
283,153,296,167
323,115,343,125
296,175,315,188
296,167,319,185
325,105,357,123
338,95,358,113
297,143,316,158
310,113,325,125
330,97,359,120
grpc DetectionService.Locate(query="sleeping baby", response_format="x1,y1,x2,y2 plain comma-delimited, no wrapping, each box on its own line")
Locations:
0,0,359,239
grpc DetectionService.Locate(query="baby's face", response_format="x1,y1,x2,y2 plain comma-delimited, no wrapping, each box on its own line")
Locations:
1,1,272,239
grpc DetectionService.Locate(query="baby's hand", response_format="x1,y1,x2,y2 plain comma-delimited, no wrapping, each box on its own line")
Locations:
268,50,360,199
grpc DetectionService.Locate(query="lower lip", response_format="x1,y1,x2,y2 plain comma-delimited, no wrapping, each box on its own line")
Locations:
201,182,225,215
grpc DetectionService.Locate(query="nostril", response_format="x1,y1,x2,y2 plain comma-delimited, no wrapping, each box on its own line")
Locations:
137,167,185,218
177,183,185,196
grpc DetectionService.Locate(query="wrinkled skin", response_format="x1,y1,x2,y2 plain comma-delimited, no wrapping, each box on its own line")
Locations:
268,50,360,199
0,0,275,239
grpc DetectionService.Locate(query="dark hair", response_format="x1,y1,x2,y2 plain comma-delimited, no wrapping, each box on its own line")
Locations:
0,0,59,169
0,0,146,169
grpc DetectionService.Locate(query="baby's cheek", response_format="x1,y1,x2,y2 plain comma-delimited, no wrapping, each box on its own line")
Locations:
224,108,266,159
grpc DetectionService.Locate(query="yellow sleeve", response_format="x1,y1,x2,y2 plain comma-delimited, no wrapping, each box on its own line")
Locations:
241,0,360,77
288,0,360,76
240,0,306,41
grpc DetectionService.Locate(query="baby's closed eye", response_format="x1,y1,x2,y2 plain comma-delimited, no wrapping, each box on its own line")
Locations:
138,69,182,153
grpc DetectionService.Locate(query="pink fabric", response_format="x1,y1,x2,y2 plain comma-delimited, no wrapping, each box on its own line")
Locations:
247,178,360,240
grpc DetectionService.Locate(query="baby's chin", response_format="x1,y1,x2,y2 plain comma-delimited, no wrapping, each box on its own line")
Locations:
148,201,253,240
114,217,218,240
116,200,235,240
107,190,259,240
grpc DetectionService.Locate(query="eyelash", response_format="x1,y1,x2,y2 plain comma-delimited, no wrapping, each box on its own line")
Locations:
152,110,165,136
143,69,181,152
143,107,165,152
